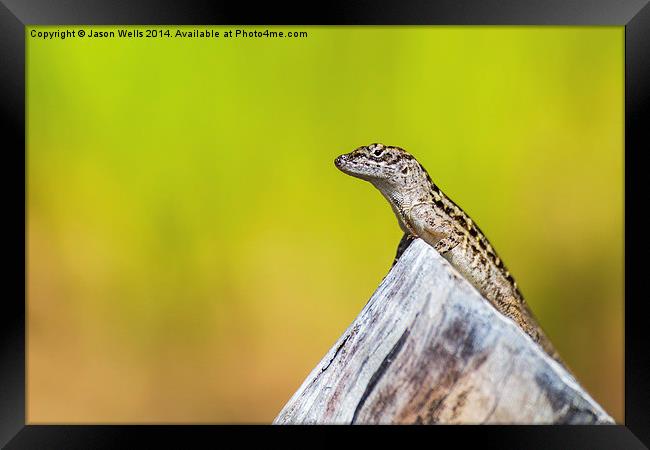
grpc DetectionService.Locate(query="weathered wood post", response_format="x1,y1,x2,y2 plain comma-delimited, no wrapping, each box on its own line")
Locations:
273,239,614,424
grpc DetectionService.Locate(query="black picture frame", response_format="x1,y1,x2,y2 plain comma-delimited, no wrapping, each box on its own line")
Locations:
1,1,648,448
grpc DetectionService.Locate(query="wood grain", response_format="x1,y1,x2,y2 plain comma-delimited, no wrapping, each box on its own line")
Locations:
273,239,614,424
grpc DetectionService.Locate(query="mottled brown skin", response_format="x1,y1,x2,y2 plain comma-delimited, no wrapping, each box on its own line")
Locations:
335,143,563,364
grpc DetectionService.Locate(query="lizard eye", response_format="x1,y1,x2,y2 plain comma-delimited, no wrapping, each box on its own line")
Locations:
373,149,383,157
401,166,409,174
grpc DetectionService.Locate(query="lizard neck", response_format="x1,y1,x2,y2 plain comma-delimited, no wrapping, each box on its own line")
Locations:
372,180,431,235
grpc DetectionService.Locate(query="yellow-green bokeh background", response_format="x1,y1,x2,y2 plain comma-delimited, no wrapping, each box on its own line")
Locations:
27,26,624,423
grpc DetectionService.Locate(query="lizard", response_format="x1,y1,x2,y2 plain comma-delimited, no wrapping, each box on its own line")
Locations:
334,143,563,365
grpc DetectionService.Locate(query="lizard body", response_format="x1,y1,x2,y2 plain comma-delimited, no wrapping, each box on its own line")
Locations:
334,143,562,364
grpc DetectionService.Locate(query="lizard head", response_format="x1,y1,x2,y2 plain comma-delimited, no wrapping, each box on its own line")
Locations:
334,143,424,191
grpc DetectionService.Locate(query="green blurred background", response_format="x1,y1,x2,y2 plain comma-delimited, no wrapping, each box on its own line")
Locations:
27,26,623,423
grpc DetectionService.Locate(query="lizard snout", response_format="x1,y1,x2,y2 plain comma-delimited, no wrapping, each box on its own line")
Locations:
334,154,348,169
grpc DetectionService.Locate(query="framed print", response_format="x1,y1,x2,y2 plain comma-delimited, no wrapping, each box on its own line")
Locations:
1,0,648,448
